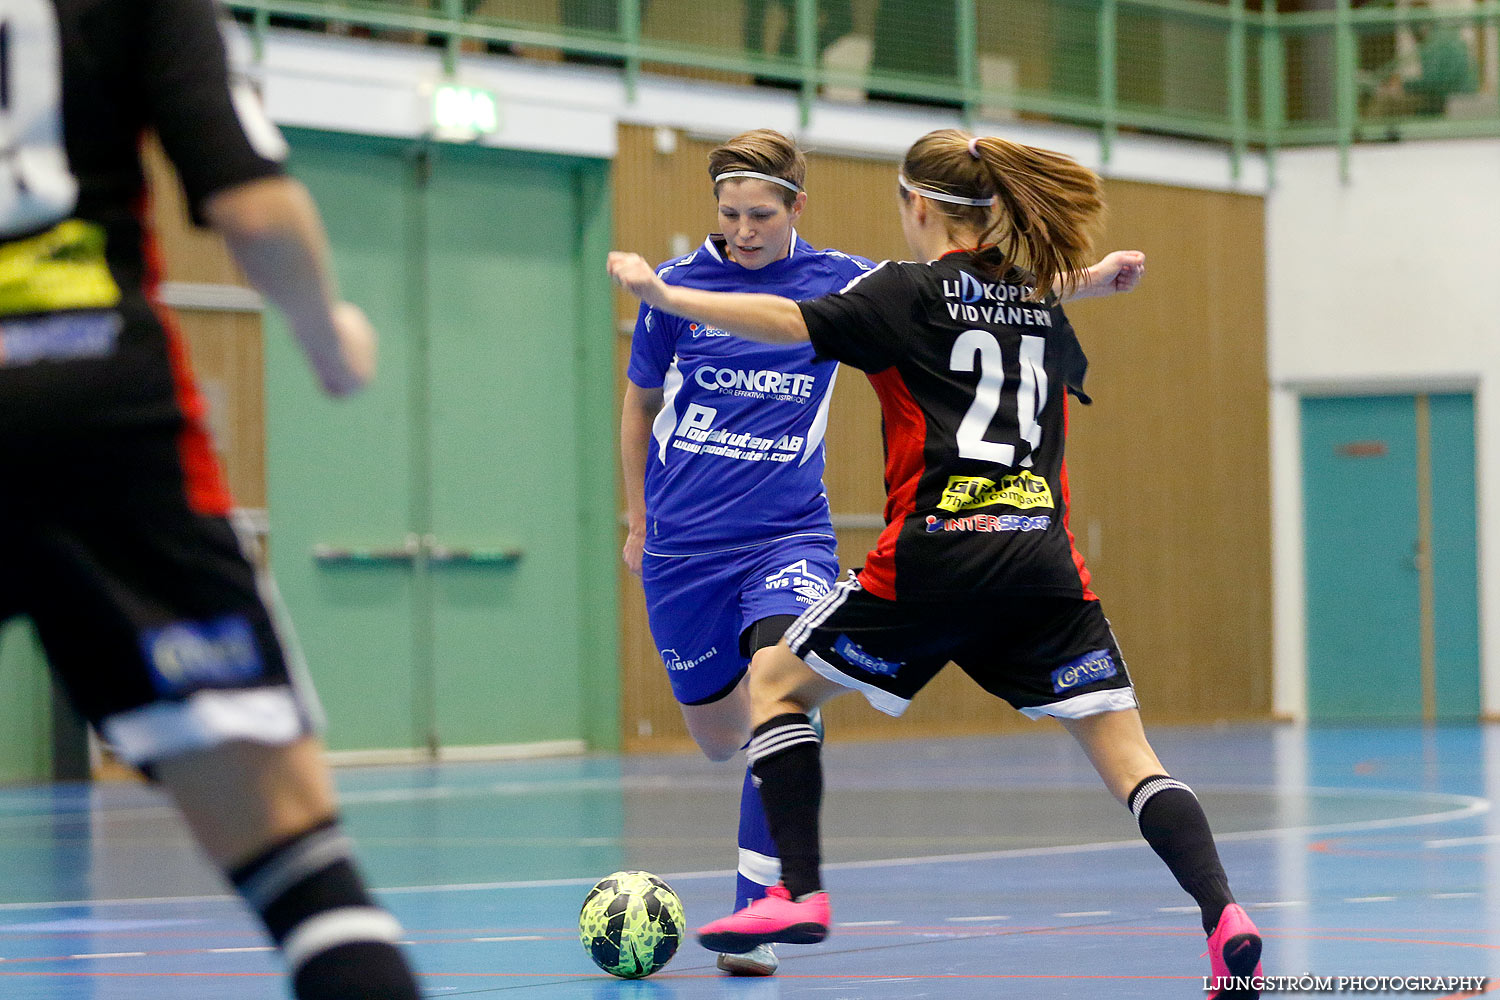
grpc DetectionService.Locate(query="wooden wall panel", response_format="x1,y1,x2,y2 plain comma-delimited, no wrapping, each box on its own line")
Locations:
1063,182,1272,725
175,311,269,509
613,123,1271,752
141,140,268,511
143,139,246,287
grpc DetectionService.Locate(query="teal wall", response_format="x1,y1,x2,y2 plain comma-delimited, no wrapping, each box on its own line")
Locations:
0,622,52,784
266,130,619,754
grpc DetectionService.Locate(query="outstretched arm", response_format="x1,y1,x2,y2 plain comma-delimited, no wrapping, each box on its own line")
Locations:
1058,250,1146,302
607,252,809,344
206,177,375,397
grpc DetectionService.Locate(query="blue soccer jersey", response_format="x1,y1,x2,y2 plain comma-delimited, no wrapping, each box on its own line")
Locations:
627,233,873,555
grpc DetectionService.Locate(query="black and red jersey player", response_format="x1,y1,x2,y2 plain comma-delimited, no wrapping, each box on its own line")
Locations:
610,128,1265,999
0,2,419,997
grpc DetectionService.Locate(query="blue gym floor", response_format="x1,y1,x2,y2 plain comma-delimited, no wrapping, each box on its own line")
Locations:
0,724,1497,998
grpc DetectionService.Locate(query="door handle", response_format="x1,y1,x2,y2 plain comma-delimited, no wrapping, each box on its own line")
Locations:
314,533,522,566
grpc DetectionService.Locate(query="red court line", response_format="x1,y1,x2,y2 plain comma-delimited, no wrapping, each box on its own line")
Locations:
0,971,1200,981
0,930,264,941
434,972,1202,981
0,972,278,978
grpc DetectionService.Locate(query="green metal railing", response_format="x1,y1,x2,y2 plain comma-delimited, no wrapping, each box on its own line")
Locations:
226,0,1500,171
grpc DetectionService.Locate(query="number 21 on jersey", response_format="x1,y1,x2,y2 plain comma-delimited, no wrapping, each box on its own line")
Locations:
949,330,1047,468
0,0,80,238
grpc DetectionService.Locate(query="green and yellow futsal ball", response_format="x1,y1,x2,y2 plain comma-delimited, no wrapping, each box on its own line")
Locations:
579,870,685,978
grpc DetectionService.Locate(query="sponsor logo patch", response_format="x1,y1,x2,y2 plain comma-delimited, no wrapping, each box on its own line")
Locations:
924,513,1051,533
832,635,903,677
693,365,815,401
0,311,122,367
141,614,265,696
669,403,803,464
0,220,121,317
688,322,730,339
764,559,831,605
937,471,1054,513
1049,649,1118,694
661,646,718,672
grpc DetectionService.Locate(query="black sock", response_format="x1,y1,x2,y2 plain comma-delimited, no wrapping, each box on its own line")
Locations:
1128,775,1235,934
229,818,421,1000
747,713,824,899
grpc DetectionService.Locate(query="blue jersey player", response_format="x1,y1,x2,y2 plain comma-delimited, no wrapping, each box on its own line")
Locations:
621,129,862,976
620,130,1145,977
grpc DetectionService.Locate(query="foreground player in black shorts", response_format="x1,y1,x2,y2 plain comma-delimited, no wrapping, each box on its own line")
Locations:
0,1,419,997
610,128,1264,998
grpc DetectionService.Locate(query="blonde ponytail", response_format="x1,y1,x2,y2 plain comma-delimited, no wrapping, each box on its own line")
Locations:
902,130,1104,300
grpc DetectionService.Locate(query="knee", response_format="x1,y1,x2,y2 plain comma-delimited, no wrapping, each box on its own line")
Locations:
747,642,817,717
682,703,752,761
696,736,743,763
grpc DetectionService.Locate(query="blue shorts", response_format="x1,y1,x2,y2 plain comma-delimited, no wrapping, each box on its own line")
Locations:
642,533,839,705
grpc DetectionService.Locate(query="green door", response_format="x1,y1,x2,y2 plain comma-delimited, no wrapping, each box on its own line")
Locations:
266,130,617,754
1302,393,1479,721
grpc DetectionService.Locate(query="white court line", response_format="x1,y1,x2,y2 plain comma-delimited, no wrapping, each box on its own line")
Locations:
209,947,274,954
1158,906,1199,914
947,915,1011,922
1250,901,1307,909
1430,892,1479,899
471,935,546,942
1056,911,1111,918
0,893,236,912
1425,833,1500,848
71,952,146,959
0,787,1484,912
841,920,899,927
1344,896,1396,903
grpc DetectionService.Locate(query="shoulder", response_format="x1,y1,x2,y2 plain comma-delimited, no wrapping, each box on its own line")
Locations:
854,258,925,286
655,249,704,285
806,247,877,276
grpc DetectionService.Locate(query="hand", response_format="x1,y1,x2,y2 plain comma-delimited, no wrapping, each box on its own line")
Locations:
312,302,377,397
608,251,670,308
1073,250,1146,300
623,521,645,577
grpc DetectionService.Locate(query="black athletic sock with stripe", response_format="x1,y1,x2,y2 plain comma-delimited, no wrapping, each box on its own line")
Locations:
229,818,420,1000
747,713,824,900
1128,775,1235,934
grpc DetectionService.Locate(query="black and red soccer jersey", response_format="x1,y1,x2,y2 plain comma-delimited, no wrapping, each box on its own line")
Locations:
1,0,284,477
0,0,318,761
798,247,1096,602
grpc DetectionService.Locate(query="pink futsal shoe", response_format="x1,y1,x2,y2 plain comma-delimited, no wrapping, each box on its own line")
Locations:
1203,903,1264,999
697,883,831,954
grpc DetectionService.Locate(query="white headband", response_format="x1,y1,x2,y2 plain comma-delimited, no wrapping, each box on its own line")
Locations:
714,170,802,194
898,173,996,207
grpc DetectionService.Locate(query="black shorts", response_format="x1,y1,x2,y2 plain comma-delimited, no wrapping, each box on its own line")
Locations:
0,418,322,767
784,572,1137,719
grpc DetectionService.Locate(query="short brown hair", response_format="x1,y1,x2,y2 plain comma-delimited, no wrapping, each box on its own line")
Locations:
707,129,806,208
903,129,1104,299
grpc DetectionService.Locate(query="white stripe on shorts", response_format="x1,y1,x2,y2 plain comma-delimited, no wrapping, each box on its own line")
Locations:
804,651,911,717
230,511,327,737
1017,687,1138,722
282,907,404,973
784,571,860,652
101,687,309,766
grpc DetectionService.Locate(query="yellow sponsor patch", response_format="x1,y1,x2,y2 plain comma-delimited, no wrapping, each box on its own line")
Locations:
0,219,120,316
937,470,1054,513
